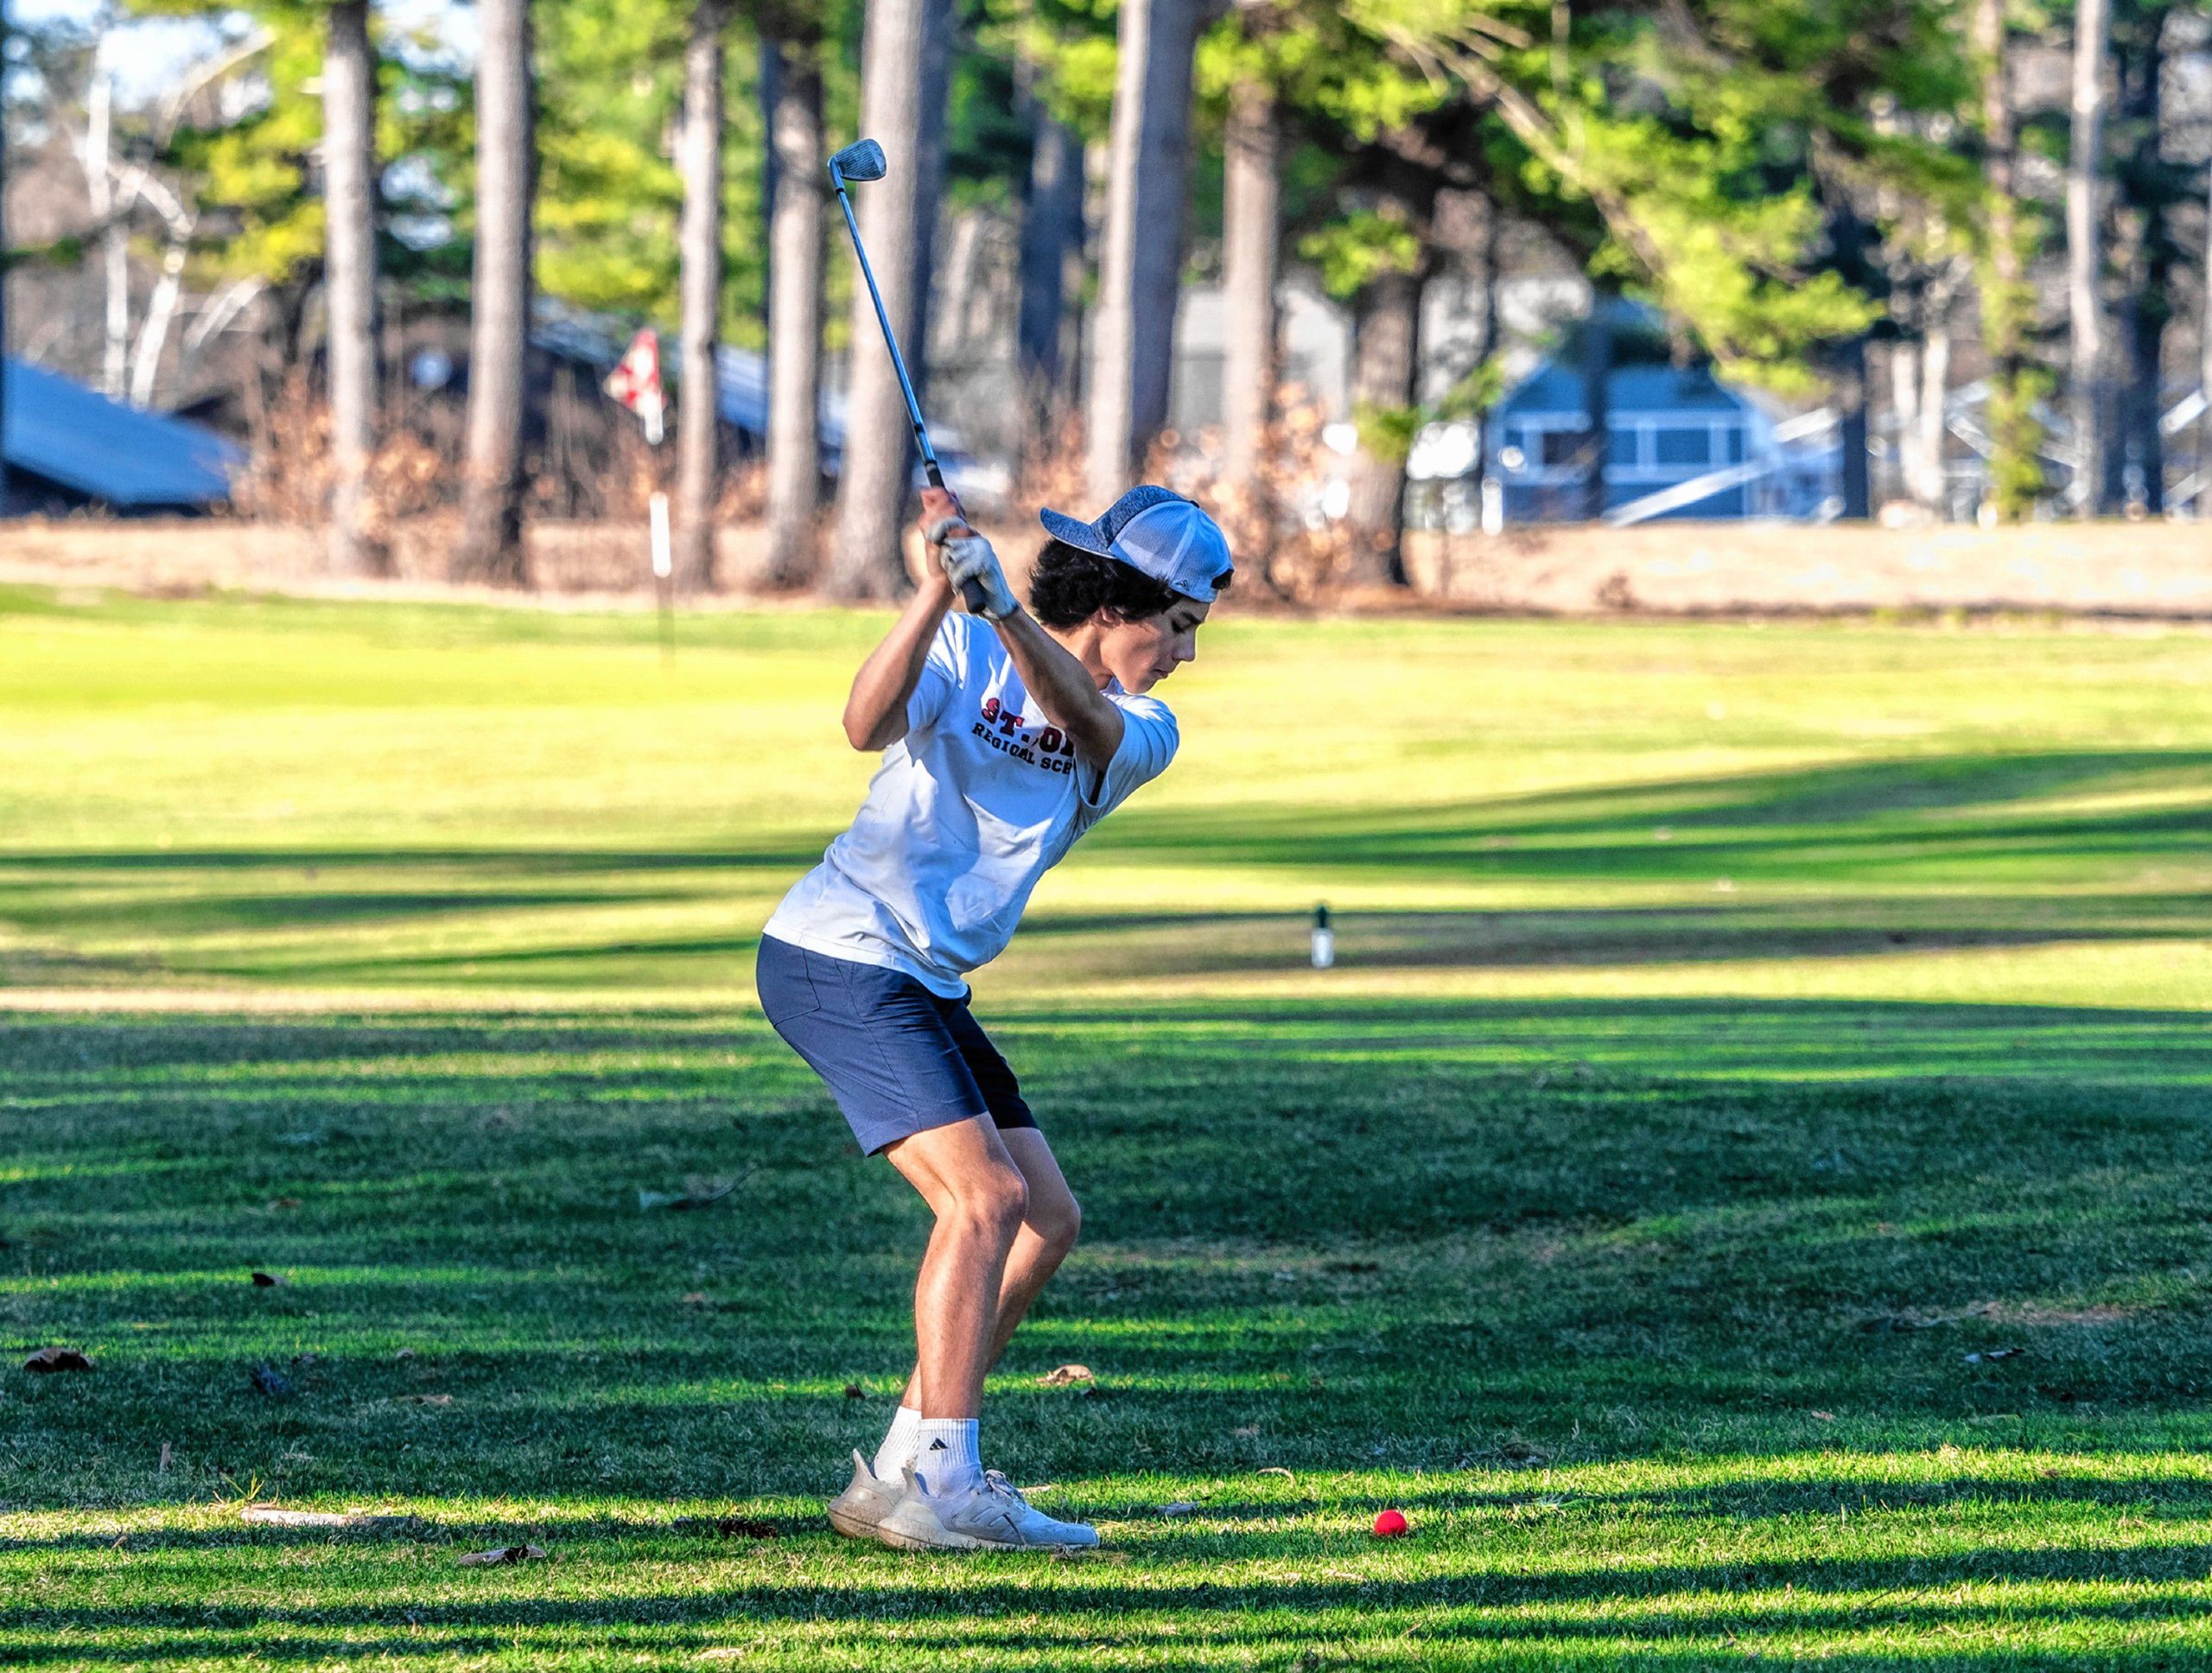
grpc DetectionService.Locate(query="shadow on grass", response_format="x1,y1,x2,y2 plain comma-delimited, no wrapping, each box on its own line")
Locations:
8,1539,2212,1662
3,748,2209,985
3,990,2211,1504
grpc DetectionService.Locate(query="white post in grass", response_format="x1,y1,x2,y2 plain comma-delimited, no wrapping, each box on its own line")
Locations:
1311,904,1335,970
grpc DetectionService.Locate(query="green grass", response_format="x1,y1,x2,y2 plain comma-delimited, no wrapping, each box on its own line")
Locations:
3,584,2211,1669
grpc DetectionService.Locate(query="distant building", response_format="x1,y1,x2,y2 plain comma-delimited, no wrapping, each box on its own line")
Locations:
1481,356,1834,525
3,357,244,515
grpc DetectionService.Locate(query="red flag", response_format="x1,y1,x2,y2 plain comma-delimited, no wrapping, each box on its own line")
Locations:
604,329,664,437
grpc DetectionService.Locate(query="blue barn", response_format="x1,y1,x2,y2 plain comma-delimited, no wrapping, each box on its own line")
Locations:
3,357,244,515
1484,357,1789,524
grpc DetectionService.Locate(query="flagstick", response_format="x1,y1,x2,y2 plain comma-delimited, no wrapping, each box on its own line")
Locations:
645,400,673,663
607,328,676,665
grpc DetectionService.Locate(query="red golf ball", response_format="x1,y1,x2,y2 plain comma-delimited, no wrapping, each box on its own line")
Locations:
1373,1508,1408,1538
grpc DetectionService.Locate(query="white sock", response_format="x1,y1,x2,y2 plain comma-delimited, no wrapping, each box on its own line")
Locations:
872,1405,920,1480
912,1418,981,1495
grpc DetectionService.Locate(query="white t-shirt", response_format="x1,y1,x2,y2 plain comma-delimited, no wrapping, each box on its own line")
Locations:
762,612,1179,997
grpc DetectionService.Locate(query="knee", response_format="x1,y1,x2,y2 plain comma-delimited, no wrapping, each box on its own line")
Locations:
1031,1191,1082,1256
950,1165,1029,1242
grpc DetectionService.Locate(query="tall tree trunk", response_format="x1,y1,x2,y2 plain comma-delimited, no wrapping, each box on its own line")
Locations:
1342,261,1423,583
1918,299,1953,514
825,0,936,600
1889,335,1923,507
758,38,780,331
1836,334,1872,519
2199,149,2212,513
86,74,128,402
1218,73,1278,491
1973,0,2042,519
907,0,954,405
2114,5,2171,516
762,38,823,588
1016,73,1083,462
2065,0,2110,517
324,0,387,576
1087,0,1205,500
454,0,534,584
0,0,8,513
673,0,726,592
1577,298,1611,523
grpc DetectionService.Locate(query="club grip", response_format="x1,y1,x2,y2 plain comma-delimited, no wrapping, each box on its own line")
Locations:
925,458,990,614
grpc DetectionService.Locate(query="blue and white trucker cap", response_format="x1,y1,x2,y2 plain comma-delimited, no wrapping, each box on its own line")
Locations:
1039,486,1234,603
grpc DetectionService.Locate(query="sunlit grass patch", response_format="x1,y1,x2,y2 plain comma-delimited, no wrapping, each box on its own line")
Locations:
6,592,2212,1664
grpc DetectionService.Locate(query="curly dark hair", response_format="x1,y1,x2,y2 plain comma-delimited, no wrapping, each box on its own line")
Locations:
1027,539,1226,629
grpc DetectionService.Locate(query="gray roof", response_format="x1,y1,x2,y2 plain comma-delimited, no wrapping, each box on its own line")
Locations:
4,357,244,509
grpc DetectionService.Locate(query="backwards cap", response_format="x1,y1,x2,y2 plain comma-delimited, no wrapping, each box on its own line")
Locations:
1039,486,1233,603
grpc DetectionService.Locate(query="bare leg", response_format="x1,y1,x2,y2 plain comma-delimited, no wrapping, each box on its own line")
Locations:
880,1116,1030,1419
899,1127,1081,1408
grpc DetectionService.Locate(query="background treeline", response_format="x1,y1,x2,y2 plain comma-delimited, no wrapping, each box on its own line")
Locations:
2,0,2206,595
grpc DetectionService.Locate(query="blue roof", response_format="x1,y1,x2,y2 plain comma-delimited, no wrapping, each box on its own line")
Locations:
1497,360,1750,419
4,357,245,509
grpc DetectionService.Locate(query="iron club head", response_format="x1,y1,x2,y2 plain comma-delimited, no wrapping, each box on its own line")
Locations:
828,138,887,184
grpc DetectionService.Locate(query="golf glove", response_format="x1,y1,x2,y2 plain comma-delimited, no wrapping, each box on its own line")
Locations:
928,518,1017,620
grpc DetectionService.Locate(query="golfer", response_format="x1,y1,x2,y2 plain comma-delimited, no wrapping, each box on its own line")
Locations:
755,483,1231,1550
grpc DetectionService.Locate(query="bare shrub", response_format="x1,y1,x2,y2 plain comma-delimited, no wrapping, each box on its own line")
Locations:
230,372,330,525
1147,385,1359,603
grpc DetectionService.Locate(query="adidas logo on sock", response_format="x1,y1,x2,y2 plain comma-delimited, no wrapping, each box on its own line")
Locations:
928,1438,948,1450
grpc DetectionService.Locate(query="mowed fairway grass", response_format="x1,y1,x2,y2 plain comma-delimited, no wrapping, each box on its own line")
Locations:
3,583,2212,1670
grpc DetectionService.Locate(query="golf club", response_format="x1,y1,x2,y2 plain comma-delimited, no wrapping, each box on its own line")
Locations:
828,137,989,614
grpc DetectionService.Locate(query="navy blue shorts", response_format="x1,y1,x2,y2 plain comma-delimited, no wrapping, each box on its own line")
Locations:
754,935,1039,1155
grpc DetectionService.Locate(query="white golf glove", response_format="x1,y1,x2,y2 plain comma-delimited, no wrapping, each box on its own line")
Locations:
927,518,1017,620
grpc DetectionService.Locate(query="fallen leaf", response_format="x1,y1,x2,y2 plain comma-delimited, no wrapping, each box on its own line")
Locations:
22,1347,92,1374
1040,1364,1094,1386
682,1293,710,1306
1811,1410,1836,1422
1257,1466,1295,1483
158,1442,172,1473
110,1533,127,1549
251,1272,287,1288
715,1517,779,1540
1158,1502,1198,1517
394,1348,416,1361
1965,1346,2026,1364
267,1199,302,1211
248,1365,294,1397
1232,1425,1262,1439
842,1383,865,1399
459,1543,547,1566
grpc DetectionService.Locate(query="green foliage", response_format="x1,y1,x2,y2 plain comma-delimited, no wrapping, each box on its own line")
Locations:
530,0,686,319
1985,366,2052,520
1298,206,1421,299
145,4,325,289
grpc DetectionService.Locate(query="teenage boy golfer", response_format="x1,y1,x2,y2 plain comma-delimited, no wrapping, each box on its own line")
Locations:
755,483,1232,1551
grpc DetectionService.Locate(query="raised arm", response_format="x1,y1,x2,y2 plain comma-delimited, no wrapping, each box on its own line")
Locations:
917,487,1125,772
987,609,1123,772
842,564,956,752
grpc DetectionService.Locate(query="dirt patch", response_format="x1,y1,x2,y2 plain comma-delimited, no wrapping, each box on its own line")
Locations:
10,516,2212,619
1403,523,2212,618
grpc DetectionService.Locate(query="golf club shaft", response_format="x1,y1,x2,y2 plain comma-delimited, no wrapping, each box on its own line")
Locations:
831,174,987,614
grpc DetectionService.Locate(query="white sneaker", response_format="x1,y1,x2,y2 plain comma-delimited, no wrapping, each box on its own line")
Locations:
874,1466,1101,1551
824,1450,904,1539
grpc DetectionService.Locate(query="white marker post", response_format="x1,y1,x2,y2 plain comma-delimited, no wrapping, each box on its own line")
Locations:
1311,903,1335,970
